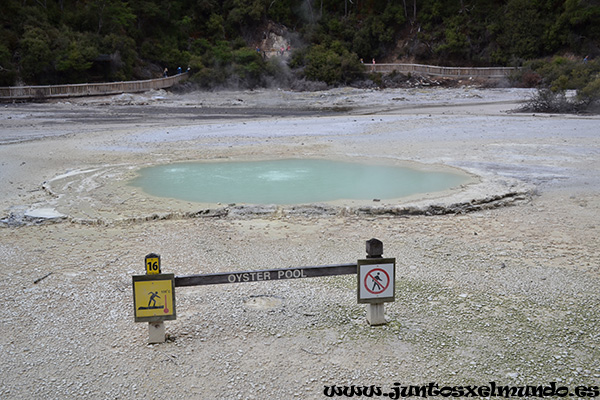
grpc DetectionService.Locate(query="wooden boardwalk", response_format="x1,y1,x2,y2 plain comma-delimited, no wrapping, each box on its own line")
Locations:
370,63,516,78
0,63,515,101
0,73,189,101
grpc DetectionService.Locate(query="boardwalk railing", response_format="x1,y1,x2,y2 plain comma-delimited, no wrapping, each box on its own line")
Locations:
370,63,516,78
0,72,189,101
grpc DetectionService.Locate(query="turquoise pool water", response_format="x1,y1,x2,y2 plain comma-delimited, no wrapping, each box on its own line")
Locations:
130,159,470,205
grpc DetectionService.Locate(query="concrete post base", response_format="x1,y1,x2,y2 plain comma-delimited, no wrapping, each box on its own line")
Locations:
148,322,165,343
366,303,386,326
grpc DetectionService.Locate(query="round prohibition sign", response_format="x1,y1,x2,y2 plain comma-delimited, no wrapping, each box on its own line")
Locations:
364,268,390,294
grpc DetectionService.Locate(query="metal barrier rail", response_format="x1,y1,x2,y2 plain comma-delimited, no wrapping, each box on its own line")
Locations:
175,263,358,287
0,72,189,101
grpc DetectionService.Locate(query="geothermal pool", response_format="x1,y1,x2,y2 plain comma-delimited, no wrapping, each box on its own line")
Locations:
130,159,470,205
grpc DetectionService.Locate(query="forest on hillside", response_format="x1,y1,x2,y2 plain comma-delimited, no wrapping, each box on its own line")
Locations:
1,0,599,89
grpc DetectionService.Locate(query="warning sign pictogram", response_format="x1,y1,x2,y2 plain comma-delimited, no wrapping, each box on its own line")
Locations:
132,274,177,322
357,259,395,304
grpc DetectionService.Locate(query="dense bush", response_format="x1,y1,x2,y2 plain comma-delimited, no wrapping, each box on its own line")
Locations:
294,43,364,86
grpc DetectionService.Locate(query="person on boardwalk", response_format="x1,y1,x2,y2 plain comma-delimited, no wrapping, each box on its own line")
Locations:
163,68,168,78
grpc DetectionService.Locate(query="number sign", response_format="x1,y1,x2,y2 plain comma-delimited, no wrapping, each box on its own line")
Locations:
145,253,161,275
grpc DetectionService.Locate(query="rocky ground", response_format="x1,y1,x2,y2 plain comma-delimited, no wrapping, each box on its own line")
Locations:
0,86,599,399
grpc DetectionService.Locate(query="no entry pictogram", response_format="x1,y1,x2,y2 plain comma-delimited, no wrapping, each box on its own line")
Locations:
364,268,390,294
357,259,396,304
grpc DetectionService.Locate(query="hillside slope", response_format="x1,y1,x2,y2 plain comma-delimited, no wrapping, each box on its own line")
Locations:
1,0,598,86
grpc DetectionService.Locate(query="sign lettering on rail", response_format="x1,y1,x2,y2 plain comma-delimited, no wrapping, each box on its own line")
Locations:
227,268,308,283
357,258,396,304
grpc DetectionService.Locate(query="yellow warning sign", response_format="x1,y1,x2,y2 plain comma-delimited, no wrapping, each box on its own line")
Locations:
132,274,176,322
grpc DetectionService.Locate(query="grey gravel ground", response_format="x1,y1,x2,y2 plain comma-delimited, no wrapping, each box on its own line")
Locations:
0,87,599,399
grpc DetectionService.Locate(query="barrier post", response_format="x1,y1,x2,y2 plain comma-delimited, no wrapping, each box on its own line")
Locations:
145,253,164,342
358,239,395,326
366,239,385,325
132,253,176,344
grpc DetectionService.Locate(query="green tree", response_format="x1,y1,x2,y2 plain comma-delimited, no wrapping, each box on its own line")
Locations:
495,0,560,62
87,0,136,35
302,42,364,85
101,33,138,80
550,0,600,54
20,26,54,82
55,32,99,82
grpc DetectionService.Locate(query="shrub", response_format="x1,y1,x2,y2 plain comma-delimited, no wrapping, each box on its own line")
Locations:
522,88,575,113
577,76,600,107
522,57,600,113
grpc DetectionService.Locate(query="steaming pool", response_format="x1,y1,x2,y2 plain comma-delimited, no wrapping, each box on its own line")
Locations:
129,159,471,205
